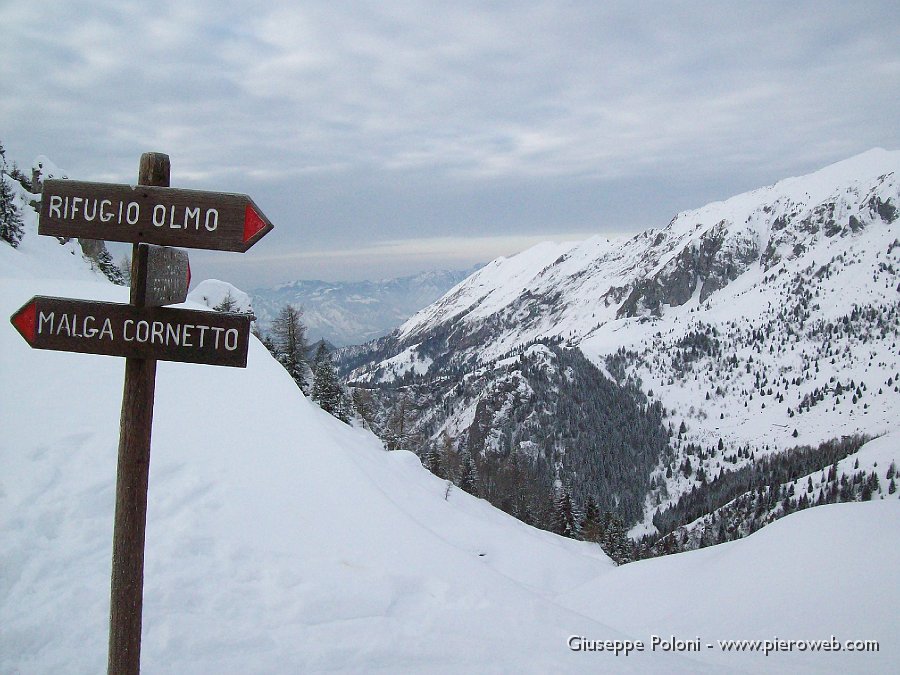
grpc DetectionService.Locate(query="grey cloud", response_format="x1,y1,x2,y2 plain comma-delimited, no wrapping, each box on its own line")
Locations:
3,0,899,285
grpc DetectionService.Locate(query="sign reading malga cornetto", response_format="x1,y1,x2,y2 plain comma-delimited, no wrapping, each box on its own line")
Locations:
38,179,273,252
11,295,251,367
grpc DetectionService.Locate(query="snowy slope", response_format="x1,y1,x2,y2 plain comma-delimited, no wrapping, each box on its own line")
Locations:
3,164,898,673
562,500,899,674
345,149,900,533
0,283,635,673
0,227,660,673
374,148,899,378
2,291,896,674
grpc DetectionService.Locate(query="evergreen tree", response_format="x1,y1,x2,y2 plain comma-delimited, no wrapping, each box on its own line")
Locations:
861,480,873,501
7,161,31,191
0,141,25,247
214,290,239,312
457,448,479,496
597,511,632,564
579,497,602,543
93,247,126,285
271,304,310,392
350,387,377,430
311,343,348,422
422,442,446,479
551,485,578,538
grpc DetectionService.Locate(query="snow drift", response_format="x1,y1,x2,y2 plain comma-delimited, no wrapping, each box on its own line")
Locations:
2,170,898,673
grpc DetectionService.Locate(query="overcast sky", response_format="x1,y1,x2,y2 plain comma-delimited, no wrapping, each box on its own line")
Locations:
3,1,899,289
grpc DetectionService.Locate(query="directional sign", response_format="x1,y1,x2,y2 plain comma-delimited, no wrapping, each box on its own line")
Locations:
20,152,276,675
11,296,251,367
38,179,273,252
145,245,191,307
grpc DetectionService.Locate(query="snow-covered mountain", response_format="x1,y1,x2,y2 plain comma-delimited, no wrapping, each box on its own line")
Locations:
357,148,897,376
343,148,900,537
2,152,898,673
250,268,478,347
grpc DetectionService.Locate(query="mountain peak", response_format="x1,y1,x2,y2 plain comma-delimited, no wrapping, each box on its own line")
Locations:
348,149,899,452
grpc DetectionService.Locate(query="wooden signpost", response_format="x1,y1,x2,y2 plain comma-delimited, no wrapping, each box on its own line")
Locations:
10,153,273,675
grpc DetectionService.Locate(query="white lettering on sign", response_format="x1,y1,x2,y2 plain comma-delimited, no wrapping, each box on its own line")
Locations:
35,309,239,352
38,310,54,335
49,195,141,226
37,310,115,340
151,205,219,231
48,194,218,232
121,319,238,351
100,200,114,222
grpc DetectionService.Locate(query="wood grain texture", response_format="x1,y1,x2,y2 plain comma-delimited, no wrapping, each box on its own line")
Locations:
107,152,169,675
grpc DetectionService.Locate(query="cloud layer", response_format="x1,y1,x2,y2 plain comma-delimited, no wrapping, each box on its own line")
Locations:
3,1,899,285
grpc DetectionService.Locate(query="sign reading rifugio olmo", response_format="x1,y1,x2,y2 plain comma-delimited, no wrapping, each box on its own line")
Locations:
39,179,273,252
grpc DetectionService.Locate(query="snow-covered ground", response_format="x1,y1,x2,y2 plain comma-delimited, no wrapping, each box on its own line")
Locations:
2,195,898,673
561,500,899,674
0,267,654,674
188,279,254,314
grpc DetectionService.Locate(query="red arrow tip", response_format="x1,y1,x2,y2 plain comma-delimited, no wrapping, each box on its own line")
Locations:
244,205,268,244
11,300,37,344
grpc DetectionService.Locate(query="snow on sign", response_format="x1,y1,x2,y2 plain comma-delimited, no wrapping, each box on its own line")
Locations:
10,295,251,367
38,178,273,252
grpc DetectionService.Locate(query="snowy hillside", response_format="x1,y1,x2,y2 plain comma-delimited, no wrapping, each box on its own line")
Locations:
361,148,898,387
342,149,899,533
188,278,255,314
251,268,477,346
3,164,898,673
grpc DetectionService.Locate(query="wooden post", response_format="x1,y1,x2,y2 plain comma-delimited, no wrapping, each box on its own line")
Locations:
107,152,169,675
14,149,270,671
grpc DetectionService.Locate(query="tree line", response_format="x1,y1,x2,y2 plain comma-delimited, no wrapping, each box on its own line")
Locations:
1,140,27,247
249,303,352,423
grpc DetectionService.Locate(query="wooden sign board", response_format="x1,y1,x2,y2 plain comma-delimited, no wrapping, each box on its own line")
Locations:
38,179,273,252
17,153,275,675
11,295,251,367
145,245,191,307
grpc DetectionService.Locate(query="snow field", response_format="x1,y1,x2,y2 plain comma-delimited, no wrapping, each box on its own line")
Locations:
3,152,900,673
3,270,898,672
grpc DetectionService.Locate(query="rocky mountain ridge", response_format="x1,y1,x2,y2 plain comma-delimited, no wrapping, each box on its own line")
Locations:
347,148,898,377
340,148,900,541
